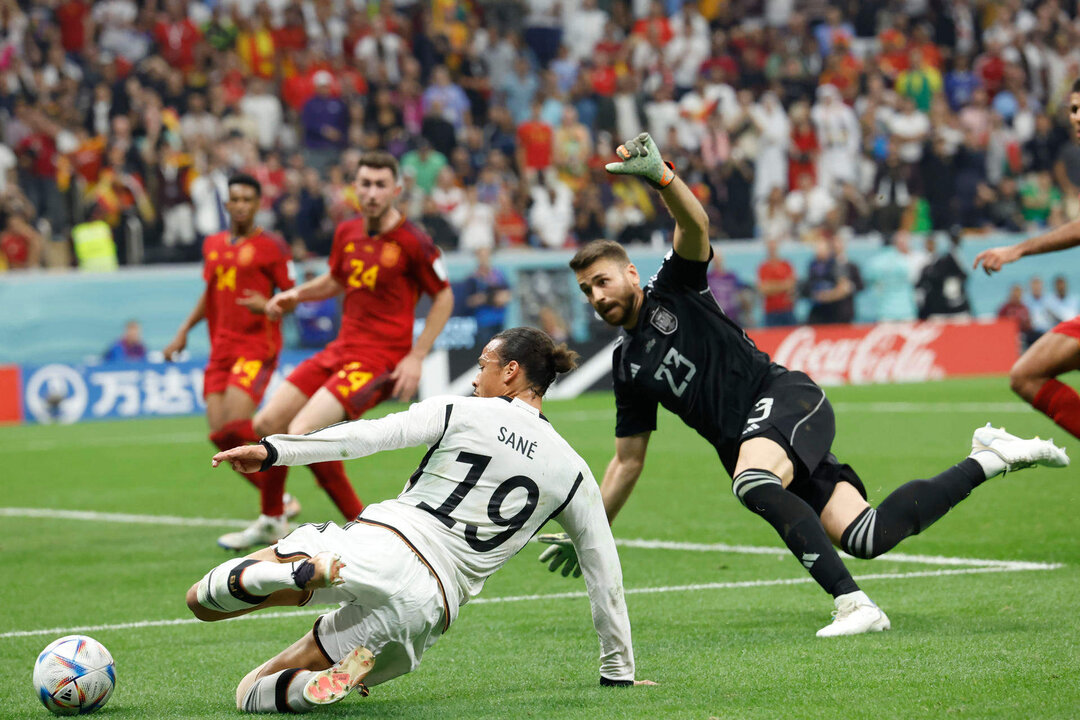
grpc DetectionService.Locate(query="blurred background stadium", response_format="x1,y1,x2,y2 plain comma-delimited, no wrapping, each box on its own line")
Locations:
3,1,1080,717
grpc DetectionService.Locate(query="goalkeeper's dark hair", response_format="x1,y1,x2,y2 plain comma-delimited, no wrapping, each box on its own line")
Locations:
569,240,631,272
228,173,262,197
491,327,579,396
1072,77,1080,95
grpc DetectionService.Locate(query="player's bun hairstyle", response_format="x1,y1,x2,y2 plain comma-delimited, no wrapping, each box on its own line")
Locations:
492,327,579,397
569,240,632,272
227,173,262,197
357,150,400,181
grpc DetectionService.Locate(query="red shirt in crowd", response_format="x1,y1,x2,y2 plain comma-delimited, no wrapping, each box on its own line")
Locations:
517,121,554,170
788,125,818,190
202,229,294,360
327,216,448,355
758,258,796,314
17,133,58,178
55,0,90,53
154,18,201,71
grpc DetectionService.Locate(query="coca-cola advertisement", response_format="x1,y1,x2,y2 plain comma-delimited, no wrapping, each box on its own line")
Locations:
748,320,1020,386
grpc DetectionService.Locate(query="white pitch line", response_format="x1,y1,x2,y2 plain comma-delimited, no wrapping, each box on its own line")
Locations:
0,508,248,528
1,507,1059,572
0,564,1057,641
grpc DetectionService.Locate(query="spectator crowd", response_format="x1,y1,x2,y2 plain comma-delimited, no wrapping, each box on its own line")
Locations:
4,0,1080,323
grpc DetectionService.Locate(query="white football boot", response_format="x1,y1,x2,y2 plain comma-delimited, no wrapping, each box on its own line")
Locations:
970,424,1069,475
303,646,375,706
217,514,290,551
283,493,302,520
816,591,891,638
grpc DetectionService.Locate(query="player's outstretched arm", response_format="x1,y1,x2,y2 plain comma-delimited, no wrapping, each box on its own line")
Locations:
164,291,207,361
391,285,454,402
605,133,709,262
265,272,342,320
212,444,267,474
557,478,656,686
601,433,651,524
974,217,1080,274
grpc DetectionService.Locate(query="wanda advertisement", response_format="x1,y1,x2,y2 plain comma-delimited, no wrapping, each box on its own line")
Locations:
747,319,1020,386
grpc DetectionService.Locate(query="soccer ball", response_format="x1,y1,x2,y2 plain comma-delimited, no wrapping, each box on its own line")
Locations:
32,635,116,716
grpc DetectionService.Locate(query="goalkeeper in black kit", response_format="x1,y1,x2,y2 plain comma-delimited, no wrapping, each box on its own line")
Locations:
538,133,1068,637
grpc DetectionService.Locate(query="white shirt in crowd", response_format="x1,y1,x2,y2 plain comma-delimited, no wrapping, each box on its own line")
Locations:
239,92,284,151
889,109,930,164
529,181,574,249
265,394,635,682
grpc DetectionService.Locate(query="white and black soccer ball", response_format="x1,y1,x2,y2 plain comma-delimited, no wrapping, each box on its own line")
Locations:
32,635,116,716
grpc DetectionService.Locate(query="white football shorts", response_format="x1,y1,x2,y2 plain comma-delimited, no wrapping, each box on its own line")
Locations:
274,520,447,687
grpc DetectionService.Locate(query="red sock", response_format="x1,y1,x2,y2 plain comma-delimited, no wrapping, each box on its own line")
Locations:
1032,379,1080,440
209,423,263,490
309,461,364,520
221,417,259,443
258,465,288,517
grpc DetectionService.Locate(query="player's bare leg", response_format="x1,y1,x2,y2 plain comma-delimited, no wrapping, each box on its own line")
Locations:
1010,332,1080,439
254,380,312,436
235,632,374,713
289,388,366,520
732,437,887,637
288,387,349,435
186,547,344,622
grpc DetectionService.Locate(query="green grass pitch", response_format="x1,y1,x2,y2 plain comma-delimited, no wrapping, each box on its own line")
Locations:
2,376,1078,719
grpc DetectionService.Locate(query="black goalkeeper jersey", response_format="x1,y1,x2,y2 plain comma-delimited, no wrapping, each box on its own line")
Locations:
613,249,782,474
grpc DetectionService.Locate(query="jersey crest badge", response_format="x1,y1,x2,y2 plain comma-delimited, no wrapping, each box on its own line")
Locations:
238,244,255,266
380,242,401,267
650,306,678,335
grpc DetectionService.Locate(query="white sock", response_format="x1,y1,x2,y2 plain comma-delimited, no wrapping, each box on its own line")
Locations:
969,450,1007,479
240,669,316,713
196,559,298,613
836,590,873,607
239,560,301,595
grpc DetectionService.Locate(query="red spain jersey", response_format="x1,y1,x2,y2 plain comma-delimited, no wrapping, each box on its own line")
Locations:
328,216,448,355
202,229,294,360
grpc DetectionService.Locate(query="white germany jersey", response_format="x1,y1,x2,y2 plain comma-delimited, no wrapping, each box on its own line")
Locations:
266,394,634,682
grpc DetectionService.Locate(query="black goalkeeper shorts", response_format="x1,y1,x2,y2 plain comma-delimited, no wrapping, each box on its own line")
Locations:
739,370,866,515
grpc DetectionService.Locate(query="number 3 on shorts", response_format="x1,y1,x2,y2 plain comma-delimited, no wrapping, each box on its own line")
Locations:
742,397,773,435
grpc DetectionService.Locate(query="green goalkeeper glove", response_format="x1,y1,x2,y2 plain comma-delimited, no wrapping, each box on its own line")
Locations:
604,132,676,189
537,533,581,578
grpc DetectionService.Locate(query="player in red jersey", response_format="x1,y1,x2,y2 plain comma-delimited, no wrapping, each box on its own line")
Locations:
164,173,301,543
975,79,1080,443
217,151,454,550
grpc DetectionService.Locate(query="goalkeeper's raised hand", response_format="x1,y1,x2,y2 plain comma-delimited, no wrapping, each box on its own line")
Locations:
605,133,675,189
537,533,581,578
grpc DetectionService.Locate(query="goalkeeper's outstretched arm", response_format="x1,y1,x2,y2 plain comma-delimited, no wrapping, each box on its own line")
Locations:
605,132,709,263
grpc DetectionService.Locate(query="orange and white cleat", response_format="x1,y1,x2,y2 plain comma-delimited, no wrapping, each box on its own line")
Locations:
303,647,375,706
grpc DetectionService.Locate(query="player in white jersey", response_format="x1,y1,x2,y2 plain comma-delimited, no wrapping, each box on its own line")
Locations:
186,327,652,713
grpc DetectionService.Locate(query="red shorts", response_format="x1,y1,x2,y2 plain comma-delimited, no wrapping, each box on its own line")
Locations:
203,353,277,403
286,344,399,420
1052,316,1080,340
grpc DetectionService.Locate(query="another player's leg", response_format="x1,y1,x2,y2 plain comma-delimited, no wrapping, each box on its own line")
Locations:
218,382,313,551
289,388,366,521
185,546,344,622
732,437,887,637
1010,330,1080,439
826,423,1068,561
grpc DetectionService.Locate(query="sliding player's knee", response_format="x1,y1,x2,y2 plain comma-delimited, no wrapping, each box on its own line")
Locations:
186,583,221,621
839,508,887,559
